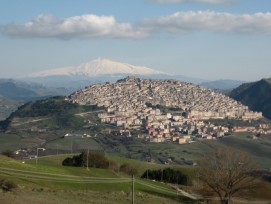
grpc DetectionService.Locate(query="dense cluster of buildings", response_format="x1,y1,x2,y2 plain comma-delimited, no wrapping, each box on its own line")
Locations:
70,77,266,143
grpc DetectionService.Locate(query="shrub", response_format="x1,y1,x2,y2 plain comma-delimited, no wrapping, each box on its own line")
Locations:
62,153,84,167
1,150,16,158
109,160,119,172
86,152,109,169
0,178,18,192
119,163,138,176
62,151,109,169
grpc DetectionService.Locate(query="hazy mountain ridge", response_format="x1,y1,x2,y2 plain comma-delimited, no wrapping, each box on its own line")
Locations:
0,80,38,100
0,79,69,100
201,79,246,92
0,79,71,121
230,78,271,119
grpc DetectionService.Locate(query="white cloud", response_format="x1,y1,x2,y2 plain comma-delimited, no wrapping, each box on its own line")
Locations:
141,11,271,34
0,14,147,39
148,0,234,4
1,12,271,39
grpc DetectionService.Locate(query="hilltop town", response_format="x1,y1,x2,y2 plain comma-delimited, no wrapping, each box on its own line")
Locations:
69,77,268,144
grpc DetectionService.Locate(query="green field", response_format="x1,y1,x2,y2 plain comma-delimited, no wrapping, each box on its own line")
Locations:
1,151,271,203
1,131,271,169
0,155,196,204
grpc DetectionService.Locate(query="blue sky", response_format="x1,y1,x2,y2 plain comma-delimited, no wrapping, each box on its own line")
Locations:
0,0,270,81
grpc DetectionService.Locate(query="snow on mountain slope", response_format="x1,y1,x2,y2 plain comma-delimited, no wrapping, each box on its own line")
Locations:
28,58,169,77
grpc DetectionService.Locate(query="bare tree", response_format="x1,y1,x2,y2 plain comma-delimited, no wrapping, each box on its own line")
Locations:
197,148,259,204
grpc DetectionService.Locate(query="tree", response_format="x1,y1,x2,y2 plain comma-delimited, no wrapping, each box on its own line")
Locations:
1,150,15,158
119,163,138,176
197,148,259,204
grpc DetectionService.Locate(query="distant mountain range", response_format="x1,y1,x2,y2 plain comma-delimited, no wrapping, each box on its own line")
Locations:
200,80,246,92
0,79,69,100
230,78,271,119
0,79,71,120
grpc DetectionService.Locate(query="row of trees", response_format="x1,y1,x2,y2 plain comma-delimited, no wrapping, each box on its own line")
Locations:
141,168,189,185
62,152,138,175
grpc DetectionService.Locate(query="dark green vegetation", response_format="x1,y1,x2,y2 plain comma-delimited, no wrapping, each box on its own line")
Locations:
63,151,109,169
141,168,189,185
0,96,105,131
230,78,271,119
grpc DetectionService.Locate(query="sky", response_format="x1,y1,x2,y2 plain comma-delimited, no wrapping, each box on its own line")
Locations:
0,0,271,81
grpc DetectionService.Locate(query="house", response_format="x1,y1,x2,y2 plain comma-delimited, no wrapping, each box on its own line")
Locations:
178,137,186,144
64,133,84,138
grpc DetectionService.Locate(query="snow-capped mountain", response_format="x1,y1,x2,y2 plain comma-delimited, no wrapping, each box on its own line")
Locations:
28,58,169,77
21,58,207,91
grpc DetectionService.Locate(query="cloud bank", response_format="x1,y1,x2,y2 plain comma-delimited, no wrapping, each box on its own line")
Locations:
142,11,271,34
0,14,146,39
148,0,234,4
1,11,271,39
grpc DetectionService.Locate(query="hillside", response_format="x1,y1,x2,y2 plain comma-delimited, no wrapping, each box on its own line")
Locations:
1,149,271,203
0,97,23,121
1,83,271,168
70,76,260,120
230,78,271,119
0,155,192,204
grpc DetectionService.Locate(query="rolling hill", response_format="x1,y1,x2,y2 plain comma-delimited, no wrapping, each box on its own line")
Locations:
230,78,271,119
0,155,191,204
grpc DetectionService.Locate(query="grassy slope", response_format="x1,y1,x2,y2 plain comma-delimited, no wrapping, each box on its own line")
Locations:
1,154,271,203
0,155,193,204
